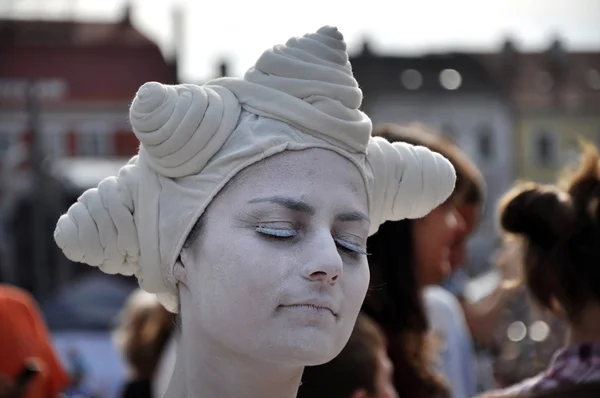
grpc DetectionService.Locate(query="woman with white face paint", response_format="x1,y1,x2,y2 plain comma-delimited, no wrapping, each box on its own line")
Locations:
53,26,456,398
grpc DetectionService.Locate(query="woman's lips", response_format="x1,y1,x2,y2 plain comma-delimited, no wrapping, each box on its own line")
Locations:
280,303,337,317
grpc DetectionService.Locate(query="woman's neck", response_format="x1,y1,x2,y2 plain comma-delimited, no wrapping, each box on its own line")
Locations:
567,303,600,346
165,323,303,398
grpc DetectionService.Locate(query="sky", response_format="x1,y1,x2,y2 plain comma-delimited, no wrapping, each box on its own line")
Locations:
2,0,600,82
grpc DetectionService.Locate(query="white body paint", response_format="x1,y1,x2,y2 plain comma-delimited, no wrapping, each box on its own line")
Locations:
167,148,371,398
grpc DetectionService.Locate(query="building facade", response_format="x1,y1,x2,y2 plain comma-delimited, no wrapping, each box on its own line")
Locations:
0,10,177,160
351,47,516,272
480,40,600,183
0,11,177,296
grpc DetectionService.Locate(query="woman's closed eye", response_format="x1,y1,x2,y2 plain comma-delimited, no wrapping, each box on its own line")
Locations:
335,238,367,256
255,225,297,238
254,224,367,256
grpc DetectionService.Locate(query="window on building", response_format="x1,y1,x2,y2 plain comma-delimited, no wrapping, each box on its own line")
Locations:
533,130,558,167
77,122,112,157
42,123,66,157
477,125,494,161
78,133,109,157
586,69,600,91
0,122,22,155
535,71,554,93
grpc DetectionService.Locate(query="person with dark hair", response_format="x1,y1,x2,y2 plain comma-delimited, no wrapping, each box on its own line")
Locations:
377,123,513,348
375,122,523,396
478,141,600,397
298,314,397,398
359,123,474,398
365,218,455,398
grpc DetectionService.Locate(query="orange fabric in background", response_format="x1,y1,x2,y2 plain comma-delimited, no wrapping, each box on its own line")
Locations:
0,285,69,398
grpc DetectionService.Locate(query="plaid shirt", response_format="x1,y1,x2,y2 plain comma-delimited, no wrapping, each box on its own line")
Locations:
489,343,600,396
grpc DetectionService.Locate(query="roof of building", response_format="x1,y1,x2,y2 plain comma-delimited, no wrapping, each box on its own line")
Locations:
0,8,153,48
351,45,503,95
477,39,600,110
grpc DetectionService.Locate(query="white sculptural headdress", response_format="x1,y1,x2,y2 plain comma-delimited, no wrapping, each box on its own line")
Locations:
54,26,456,312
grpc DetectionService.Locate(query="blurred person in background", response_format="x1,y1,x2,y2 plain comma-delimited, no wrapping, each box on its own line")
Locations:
113,289,174,398
381,124,514,348
489,240,569,389
299,313,398,398
360,123,470,398
428,130,518,392
442,164,520,392
446,239,518,350
371,123,482,397
0,284,69,398
479,141,600,397
375,123,524,394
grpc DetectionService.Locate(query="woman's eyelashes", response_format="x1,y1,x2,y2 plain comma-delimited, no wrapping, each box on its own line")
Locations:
254,224,366,256
335,239,367,256
254,225,297,238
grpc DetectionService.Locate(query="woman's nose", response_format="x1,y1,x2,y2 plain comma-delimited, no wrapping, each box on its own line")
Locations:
301,232,343,284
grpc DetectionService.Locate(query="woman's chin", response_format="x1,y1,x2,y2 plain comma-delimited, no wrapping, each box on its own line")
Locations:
260,335,344,367
286,354,338,368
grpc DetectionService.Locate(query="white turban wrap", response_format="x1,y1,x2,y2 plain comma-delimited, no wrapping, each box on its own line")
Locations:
54,26,456,312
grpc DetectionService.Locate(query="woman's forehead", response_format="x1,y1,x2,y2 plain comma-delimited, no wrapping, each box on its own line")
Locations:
217,149,367,206
247,149,362,186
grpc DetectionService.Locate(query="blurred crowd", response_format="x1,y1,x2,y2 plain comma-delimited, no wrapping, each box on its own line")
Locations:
1,120,600,397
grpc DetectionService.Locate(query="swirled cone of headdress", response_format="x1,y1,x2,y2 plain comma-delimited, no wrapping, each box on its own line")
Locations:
54,26,456,312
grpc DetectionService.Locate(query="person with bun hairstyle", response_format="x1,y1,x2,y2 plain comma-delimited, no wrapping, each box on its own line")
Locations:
479,141,600,397
53,26,455,398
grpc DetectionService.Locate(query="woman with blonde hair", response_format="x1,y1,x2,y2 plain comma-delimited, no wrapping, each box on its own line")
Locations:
114,289,174,398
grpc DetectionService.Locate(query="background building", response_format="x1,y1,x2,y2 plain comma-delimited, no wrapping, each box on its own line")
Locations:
0,7,177,159
480,40,600,183
0,7,177,297
351,45,515,272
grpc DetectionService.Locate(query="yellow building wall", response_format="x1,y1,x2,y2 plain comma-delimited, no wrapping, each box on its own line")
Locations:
517,115,600,183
